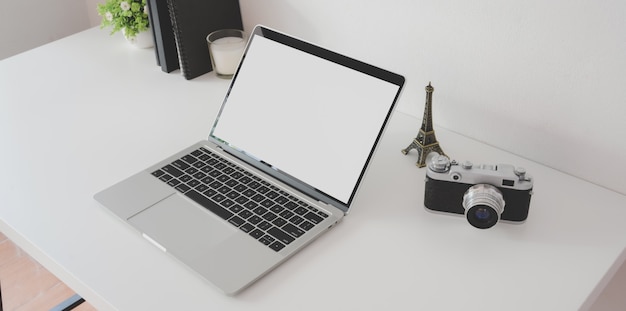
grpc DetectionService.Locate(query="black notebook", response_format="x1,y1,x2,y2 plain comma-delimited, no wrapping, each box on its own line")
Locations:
147,0,179,73
166,0,243,80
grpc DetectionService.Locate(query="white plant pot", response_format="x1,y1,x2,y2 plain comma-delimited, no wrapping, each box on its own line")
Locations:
122,28,154,49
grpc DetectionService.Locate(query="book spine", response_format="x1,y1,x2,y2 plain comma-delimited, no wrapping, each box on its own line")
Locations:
147,0,180,73
146,0,160,66
166,0,187,78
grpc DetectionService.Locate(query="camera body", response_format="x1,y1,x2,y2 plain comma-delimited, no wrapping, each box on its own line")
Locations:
424,153,533,229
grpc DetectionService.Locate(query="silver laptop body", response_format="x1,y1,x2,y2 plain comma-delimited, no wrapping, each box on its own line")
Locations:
94,25,405,295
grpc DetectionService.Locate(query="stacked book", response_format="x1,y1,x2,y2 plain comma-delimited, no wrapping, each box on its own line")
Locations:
146,0,243,80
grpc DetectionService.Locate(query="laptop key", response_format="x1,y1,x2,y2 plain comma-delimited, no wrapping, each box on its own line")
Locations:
225,179,239,187
221,199,235,208
235,196,248,204
194,184,209,192
262,212,277,221
185,190,233,220
193,171,207,179
240,223,254,233
162,165,183,177
249,229,264,239
212,194,226,202
192,161,206,169
226,191,239,199
181,155,197,164
186,179,200,188
252,206,268,216
268,227,295,245
266,191,279,199
203,189,217,197
279,210,294,219
228,204,244,213
208,180,222,189
299,221,314,231
200,176,214,184
228,216,245,227
251,194,264,202
172,159,190,170
239,210,253,219
175,184,191,193
272,217,287,227
304,211,323,224
275,196,289,205
290,215,304,225
248,215,262,225
261,199,274,208
257,221,271,230
269,241,285,252
167,179,181,187
159,174,173,182
179,175,192,183
258,236,273,245
270,205,284,214
285,202,298,210
294,207,308,215
283,223,305,238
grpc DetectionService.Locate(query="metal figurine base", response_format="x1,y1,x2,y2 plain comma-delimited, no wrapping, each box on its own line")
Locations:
402,82,446,167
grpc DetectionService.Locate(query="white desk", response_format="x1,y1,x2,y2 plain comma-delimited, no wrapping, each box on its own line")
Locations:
1,27,625,310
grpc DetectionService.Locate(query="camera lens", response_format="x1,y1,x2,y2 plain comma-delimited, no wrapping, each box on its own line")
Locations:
462,184,505,229
474,206,492,220
467,205,498,229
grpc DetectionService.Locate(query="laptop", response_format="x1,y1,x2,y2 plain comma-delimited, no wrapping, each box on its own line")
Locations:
94,25,405,294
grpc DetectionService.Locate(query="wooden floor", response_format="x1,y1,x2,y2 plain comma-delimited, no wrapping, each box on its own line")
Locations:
0,232,96,311
0,230,623,311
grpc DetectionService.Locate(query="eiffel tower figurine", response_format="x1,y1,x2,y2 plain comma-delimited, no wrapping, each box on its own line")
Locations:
401,82,446,167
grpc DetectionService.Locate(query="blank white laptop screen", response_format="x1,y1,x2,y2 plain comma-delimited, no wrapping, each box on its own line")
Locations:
211,34,400,206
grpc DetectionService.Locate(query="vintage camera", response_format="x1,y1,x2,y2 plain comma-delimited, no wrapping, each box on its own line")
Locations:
424,152,533,229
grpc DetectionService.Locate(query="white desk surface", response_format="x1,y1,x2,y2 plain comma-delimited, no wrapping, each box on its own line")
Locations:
1,27,625,310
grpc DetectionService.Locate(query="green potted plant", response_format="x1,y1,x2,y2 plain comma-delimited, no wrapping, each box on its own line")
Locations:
97,0,152,47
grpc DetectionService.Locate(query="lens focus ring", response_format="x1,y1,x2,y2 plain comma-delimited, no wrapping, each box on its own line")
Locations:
462,184,506,229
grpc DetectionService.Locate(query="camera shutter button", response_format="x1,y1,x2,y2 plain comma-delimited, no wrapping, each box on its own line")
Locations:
461,161,473,169
515,167,527,180
429,154,450,172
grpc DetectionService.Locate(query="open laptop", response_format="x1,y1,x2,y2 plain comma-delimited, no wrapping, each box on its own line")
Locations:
95,25,404,294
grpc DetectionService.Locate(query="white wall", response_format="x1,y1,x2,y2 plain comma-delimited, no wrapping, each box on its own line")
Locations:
86,0,104,27
0,0,91,60
239,0,626,195
4,0,624,195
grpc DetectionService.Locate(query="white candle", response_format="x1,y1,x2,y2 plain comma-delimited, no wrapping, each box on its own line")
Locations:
209,36,246,76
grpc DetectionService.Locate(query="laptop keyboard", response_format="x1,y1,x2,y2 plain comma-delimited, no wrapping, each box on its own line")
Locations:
151,147,329,252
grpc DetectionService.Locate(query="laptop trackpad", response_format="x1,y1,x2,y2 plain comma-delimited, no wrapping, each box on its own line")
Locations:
128,194,236,260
